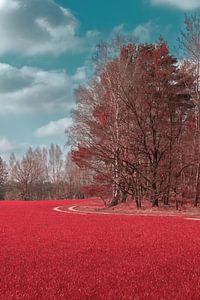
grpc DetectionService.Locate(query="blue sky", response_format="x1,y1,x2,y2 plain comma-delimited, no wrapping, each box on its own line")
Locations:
0,0,199,159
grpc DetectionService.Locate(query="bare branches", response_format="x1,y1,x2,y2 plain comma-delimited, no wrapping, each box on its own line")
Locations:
69,39,195,208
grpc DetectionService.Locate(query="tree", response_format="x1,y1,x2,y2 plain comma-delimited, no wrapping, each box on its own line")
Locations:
11,147,47,200
48,144,65,198
69,39,194,207
179,14,200,206
0,157,8,200
64,152,90,199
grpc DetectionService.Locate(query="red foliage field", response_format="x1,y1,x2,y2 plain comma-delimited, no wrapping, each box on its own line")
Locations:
1,200,200,299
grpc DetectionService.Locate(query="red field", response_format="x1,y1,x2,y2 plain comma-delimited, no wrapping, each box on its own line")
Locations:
1,200,200,299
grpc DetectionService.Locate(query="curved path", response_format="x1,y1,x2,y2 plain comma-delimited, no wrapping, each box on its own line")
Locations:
53,200,200,220
1,199,200,299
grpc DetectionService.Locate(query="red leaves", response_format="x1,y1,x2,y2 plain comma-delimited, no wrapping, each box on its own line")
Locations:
99,112,107,125
93,107,108,126
70,39,196,208
120,43,136,63
71,146,90,169
81,184,111,199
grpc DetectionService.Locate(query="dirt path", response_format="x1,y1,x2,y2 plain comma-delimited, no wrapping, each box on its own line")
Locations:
53,199,200,220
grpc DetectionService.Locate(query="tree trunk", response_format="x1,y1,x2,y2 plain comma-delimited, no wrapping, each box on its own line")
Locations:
195,163,200,206
121,190,127,203
163,192,169,205
137,188,142,208
151,181,158,207
109,196,119,207
175,190,178,210
181,192,185,207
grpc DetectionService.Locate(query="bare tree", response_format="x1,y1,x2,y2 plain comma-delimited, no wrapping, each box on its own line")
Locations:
69,40,194,208
0,157,8,200
179,14,200,206
11,147,47,200
48,144,64,198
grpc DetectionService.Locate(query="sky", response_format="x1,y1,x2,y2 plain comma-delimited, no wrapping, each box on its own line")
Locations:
0,0,200,160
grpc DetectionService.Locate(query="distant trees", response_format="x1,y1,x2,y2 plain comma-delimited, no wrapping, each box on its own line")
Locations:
4,144,88,200
11,147,48,200
65,152,90,199
48,144,64,198
0,157,8,200
69,39,196,208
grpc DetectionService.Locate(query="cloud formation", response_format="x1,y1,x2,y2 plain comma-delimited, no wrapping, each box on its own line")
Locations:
150,0,200,10
72,67,87,82
133,22,154,43
0,63,80,115
0,0,98,56
111,22,157,43
34,117,72,138
0,137,16,153
0,137,18,152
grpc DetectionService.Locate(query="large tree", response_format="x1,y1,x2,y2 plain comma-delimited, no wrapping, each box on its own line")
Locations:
69,40,194,207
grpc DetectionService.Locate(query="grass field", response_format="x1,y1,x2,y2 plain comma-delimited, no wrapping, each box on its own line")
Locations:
1,200,200,299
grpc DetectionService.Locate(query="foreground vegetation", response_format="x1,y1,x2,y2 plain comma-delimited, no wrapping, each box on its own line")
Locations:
0,200,200,299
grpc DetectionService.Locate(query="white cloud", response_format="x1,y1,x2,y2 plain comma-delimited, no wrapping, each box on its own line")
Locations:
150,0,200,10
72,67,87,82
0,137,13,152
0,137,18,152
0,63,83,115
133,22,154,43
34,117,72,138
110,22,157,43
111,24,125,35
0,0,98,56
0,137,27,162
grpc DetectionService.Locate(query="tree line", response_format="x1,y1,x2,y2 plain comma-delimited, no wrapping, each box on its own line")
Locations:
68,15,200,209
0,144,90,200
